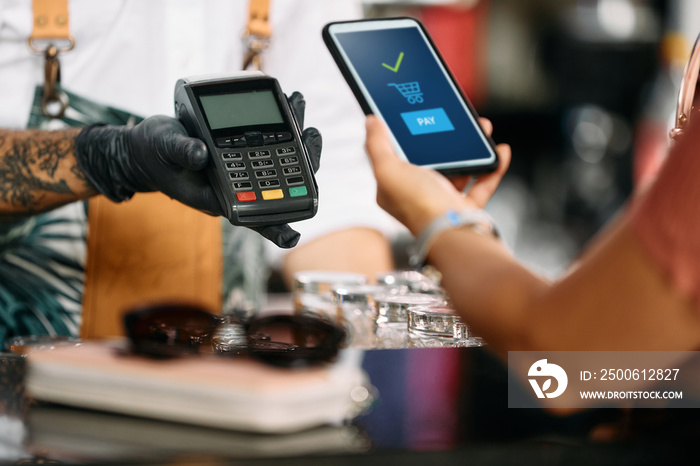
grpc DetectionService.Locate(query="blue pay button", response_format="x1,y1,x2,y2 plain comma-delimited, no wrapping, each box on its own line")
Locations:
400,107,454,135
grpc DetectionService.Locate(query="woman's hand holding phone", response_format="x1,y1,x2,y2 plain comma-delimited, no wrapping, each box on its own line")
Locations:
364,115,511,237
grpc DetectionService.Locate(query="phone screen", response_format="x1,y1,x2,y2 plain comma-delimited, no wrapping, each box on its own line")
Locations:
325,19,497,173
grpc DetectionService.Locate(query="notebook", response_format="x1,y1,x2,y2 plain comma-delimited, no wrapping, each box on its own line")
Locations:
25,340,369,433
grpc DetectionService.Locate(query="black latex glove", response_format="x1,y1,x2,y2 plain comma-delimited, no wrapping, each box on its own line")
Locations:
75,92,321,249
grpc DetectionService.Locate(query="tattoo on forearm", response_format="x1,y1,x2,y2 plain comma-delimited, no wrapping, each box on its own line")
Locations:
70,163,91,187
0,131,78,216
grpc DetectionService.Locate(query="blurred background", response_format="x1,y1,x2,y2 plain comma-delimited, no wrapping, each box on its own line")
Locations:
364,0,699,279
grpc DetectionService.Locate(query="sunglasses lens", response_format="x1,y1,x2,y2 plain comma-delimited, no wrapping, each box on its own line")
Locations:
124,304,220,358
123,306,345,367
245,315,346,367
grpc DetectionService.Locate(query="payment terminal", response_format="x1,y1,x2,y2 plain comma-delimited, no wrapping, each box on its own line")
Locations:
174,72,318,227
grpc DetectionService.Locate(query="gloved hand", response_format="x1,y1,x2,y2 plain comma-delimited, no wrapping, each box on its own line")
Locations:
75,92,321,249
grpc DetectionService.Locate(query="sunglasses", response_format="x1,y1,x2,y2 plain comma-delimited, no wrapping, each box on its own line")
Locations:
123,304,346,368
670,33,700,140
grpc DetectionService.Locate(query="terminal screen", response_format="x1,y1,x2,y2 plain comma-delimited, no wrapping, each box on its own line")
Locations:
200,90,284,130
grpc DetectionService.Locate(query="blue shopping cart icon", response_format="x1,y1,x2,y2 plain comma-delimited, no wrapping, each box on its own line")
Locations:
388,82,424,104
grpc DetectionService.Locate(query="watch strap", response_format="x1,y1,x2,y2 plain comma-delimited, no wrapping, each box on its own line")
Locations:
408,209,499,269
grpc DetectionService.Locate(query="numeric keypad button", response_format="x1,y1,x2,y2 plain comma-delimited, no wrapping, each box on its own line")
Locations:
276,146,296,155
229,172,249,180
225,162,246,171
252,160,274,168
259,179,281,189
248,150,271,159
279,156,299,166
255,169,277,179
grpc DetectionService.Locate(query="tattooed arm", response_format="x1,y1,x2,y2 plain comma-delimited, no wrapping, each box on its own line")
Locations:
0,128,97,222
1,116,221,224
1,115,306,248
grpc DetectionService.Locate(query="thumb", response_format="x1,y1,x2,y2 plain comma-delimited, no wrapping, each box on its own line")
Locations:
166,133,210,171
288,92,306,129
139,115,210,171
302,127,322,173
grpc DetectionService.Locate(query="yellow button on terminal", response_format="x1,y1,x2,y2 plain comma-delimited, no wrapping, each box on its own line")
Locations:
261,189,284,201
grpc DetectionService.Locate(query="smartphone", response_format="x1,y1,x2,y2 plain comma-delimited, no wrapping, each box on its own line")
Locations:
323,17,498,176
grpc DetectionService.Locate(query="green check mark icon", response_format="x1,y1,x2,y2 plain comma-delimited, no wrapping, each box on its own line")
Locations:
382,52,404,72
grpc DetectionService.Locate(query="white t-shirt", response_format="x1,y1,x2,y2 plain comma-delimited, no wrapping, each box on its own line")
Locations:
0,0,403,266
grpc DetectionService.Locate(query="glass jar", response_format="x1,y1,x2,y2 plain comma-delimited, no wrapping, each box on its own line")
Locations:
453,322,485,347
332,284,387,348
407,305,463,348
211,315,248,354
0,353,29,457
293,270,367,322
6,335,82,355
376,270,444,296
374,293,445,349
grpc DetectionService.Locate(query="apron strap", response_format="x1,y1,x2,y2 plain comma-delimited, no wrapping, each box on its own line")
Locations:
29,0,75,118
29,0,74,50
242,0,271,70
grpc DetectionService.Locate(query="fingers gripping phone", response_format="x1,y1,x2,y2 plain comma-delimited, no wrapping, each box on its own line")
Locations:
323,17,498,176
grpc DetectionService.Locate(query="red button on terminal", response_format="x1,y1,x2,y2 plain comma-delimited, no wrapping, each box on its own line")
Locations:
236,192,257,202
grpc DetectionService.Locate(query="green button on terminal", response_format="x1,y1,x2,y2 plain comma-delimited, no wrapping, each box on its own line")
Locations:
289,186,308,197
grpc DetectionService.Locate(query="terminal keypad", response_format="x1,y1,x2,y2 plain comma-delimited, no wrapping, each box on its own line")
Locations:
216,131,310,204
